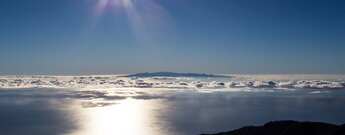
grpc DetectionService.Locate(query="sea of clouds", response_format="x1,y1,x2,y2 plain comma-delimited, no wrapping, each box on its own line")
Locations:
0,75,344,90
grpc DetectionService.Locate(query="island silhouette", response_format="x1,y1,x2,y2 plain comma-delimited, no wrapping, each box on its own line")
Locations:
124,72,230,78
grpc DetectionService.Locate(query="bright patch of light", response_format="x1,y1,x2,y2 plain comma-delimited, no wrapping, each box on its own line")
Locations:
71,99,166,135
91,0,173,45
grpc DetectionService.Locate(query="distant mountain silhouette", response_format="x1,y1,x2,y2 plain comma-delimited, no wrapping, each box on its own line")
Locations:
124,72,229,78
200,120,345,135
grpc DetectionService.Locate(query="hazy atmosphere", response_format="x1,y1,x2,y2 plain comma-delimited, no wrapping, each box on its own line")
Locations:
1,0,345,75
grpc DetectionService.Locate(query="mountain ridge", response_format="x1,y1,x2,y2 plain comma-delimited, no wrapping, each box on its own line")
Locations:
124,72,230,78
200,120,345,135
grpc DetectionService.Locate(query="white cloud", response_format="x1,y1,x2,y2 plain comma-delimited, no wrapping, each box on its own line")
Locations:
0,75,344,90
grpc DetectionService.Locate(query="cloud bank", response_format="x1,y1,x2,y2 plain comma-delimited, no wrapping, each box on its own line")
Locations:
0,75,344,90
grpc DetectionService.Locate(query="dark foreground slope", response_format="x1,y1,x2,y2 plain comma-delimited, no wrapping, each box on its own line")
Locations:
201,121,345,135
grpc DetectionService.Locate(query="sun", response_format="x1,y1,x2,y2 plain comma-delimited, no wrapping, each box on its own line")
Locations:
94,0,136,12
91,0,172,45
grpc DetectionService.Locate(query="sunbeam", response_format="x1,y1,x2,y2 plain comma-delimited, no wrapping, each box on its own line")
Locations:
91,0,174,46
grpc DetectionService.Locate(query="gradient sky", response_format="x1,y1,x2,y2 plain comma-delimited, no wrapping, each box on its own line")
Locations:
0,0,345,75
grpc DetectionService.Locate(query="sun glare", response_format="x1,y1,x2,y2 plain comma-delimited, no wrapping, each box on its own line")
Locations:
91,0,172,45
71,98,167,135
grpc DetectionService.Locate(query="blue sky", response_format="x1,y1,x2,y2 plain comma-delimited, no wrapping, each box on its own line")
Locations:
0,0,344,75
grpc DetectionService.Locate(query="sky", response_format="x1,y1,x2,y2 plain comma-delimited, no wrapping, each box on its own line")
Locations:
0,0,345,75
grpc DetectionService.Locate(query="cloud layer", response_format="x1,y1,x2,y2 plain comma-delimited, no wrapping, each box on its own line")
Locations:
0,75,344,90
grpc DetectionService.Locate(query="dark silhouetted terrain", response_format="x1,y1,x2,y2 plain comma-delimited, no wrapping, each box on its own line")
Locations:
201,121,345,135
124,72,229,78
